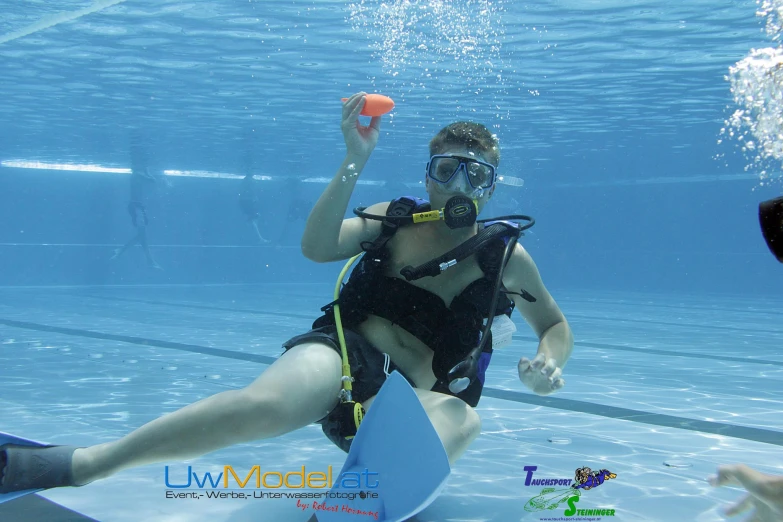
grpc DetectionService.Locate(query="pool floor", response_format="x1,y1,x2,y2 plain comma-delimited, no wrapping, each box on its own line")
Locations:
1,284,781,521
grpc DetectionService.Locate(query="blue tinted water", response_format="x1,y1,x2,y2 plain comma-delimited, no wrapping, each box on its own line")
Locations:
0,1,781,521
1,287,781,521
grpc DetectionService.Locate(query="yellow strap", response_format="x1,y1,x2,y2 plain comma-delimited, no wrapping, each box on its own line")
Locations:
333,253,363,393
412,210,442,223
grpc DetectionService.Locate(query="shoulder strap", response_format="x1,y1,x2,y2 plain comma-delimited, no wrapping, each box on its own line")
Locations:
476,221,537,304
361,196,430,252
476,221,521,273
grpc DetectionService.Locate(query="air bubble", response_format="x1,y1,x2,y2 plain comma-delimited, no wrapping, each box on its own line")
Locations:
345,0,511,108
725,2,783,187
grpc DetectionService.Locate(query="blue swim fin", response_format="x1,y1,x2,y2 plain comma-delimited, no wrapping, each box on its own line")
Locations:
0,431,49,504
315,371,451,522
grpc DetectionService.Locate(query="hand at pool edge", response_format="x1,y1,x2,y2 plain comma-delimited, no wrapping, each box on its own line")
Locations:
709,464,783,521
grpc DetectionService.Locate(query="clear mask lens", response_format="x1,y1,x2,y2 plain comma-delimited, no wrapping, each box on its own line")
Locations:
428,155,495,189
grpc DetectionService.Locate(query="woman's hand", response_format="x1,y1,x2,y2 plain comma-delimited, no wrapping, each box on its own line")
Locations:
709,464,783,521
518,353,565,395
341,92,382,161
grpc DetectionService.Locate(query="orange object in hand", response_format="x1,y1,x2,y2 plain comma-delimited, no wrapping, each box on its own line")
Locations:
341,94,395,116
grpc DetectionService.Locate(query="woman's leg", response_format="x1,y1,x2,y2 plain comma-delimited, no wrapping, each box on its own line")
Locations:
360,388,481,466
251,218,270,244
70,342,343,485
136,226,162,268
111,206,143,260
110,231,140,260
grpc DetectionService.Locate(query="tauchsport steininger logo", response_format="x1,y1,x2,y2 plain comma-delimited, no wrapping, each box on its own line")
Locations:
523,465,617,516
571,466,617,491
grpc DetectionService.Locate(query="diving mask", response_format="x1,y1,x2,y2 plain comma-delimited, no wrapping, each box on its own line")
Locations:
426,154,497,191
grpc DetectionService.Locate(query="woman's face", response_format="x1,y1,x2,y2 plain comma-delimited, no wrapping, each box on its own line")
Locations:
425,145,496,213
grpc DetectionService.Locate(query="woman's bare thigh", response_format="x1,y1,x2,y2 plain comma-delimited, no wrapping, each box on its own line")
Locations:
361,387,481,465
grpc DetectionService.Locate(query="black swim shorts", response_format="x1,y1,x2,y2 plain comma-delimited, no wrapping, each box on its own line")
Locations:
281,325,415,452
